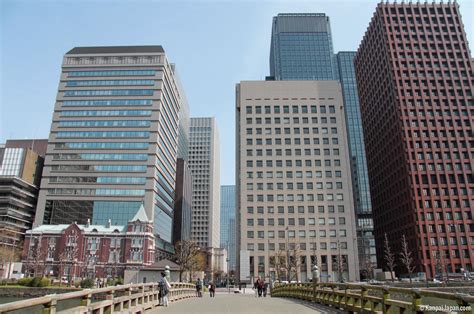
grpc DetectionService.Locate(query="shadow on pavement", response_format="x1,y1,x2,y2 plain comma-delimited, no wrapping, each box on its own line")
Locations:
278,297,346,314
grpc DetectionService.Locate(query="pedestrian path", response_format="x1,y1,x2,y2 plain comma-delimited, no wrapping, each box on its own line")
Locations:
156,293,344,313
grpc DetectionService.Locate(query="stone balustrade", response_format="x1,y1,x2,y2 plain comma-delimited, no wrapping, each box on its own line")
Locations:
0,282,196,314
271,282,474,313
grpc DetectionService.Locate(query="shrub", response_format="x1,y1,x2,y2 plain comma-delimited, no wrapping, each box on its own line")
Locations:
80,278,94,288
18,277,33,286
114,277,123,286
27,277,50,287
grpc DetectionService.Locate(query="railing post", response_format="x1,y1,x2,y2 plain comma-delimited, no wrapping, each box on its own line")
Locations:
42,297,57,314
382,286,392,314
454,293,474,312
80,290,92,308
411,289,423,314
360,286,368,312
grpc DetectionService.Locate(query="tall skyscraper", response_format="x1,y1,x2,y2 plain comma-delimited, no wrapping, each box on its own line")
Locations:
355,2,473,277
189,117,220,273
236,81,359,284
34,46,187,251
220,185,236,271
270,13,337,80
0,139,48,248
270,13,376,277
335,52,376,277
173,158,192,244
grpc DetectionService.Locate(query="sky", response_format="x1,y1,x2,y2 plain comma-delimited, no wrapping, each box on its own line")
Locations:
1,0,473,185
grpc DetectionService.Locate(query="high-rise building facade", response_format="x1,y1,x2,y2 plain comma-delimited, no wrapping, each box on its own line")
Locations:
220,185,236,271
270,13,376,278
236,81,359,284
189,117,221,250
335,52,376,277
34,46,187,250
0,139,48,249
270,13,337,80
173,158,192,244
355,2,473,277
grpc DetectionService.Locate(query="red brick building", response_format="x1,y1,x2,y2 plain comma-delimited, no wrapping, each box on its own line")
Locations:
22,204,155,280
355,2,473,279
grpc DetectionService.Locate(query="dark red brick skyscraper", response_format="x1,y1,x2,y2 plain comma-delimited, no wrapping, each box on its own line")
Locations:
355,1,473,279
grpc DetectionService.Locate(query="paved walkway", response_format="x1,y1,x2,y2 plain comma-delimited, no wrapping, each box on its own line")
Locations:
157,293,344,314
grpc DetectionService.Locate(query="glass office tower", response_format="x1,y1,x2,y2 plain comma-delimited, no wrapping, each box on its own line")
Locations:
270,13,337,80
335,52,376,275
220,185,236,271
34,46,186,246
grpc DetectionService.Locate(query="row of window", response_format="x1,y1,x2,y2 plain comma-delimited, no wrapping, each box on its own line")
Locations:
62,99,153,107
247,147,342,158
64,89,154,96
244,117,340,128
51,164,147,172
422,211,473,221
247,241,348,251
58,120,151,128
245,105,336,114
247,125,338,136
246,158,341,168
248,229,347,238
52,153,148,161
47,188,145,196
246,182,343,190
247,217,347,227
49,176,146,184
67,70,156,77
66,80,154,87
57,131,150,138
55,142,149,150
247,205,345,214
246,168,343,179
60,110,152,117
246,193,344,202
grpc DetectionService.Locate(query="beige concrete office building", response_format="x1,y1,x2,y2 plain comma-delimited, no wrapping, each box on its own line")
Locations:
189,118,221,275
236,81,359,284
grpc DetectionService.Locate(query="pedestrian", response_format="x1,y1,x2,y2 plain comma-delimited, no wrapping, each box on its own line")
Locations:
196,278,203,297
258,278,264,297
263,281,268,297
159,271,171,307
253,277,260,298
209,282,216,297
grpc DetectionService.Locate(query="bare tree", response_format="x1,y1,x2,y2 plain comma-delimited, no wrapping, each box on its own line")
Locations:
364,255,375,281
383,233,396,282
270,250,286,281
288,243,301,282
400,234,415,284
335,241,346,283
25,234,45,277
173,240,201,282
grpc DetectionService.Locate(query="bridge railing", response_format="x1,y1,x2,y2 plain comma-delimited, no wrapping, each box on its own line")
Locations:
271,282,474,313
0,282,196,314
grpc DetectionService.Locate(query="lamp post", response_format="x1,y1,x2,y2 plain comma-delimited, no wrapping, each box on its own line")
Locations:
285,227,289,282
164,265,171,282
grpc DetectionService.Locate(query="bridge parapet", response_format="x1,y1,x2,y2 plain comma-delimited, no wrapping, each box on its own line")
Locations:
271,282,474,313
0,282,196,314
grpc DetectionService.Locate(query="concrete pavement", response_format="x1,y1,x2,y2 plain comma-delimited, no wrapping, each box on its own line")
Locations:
157,293,345,313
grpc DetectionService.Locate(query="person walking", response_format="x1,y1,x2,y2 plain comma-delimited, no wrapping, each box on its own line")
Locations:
263,281,268,297
209,282,216,297
253,278,260,298
159,272,171,307
196,278,203,297
257,278,264,297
